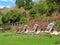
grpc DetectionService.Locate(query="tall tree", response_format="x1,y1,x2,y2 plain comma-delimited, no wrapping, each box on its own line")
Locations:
38,0,60,15
16,0,24,8
16,0,33,9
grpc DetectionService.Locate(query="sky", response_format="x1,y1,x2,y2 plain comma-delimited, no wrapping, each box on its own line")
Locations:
0,0,39,8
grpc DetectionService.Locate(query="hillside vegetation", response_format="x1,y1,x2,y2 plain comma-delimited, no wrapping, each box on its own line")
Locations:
0,0,60,30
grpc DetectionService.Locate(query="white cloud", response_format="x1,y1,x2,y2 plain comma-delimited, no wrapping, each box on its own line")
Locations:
0,5,4,8
6,6,11,8
0,5,11,8
2,0,15,3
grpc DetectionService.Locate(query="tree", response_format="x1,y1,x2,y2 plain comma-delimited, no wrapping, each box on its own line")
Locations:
2,13,9,23
1,10,28,24
2,10,22,23
37,0,60,16
45,0,60,12
37,1,46,14
16,0,33,10
16,0,24,8
29,8,37,19
24,0,33,10
9,10,21,23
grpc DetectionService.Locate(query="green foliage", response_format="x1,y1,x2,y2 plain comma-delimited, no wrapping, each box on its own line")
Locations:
45,0,60,13
24,0,33,10
55,22,60,30
16,0,25,8
37,2,46,14
16,0,60,16
20,18,28,25
1,10,28,25
58,5,60,12
16,0,33,10
9,11,21,23
29,8,37,19
1,0,60,25
2,25,11,30
37,1,54,15
29,8,36,14
2,10,23,23
34,0,60,16
2,13,9,23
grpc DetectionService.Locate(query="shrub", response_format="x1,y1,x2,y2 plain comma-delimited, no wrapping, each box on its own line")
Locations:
2,25,11,30
20,18,29,25
29,8,37,20
55,22,60,30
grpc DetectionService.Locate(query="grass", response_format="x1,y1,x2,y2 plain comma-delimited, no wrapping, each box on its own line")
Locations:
0,32,60,45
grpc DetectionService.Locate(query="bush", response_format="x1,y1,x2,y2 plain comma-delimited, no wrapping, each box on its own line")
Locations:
55,22,60,30
2,10,23,24
20,18,29,25
16,0,33,10
2,14,9,23
2,25,11,30
29,8,37,14
29,8,37,19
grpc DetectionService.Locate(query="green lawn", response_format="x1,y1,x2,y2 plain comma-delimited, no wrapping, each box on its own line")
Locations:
0,32,60,45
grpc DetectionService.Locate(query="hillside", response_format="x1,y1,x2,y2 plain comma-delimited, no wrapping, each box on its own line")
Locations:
0,0,60,31
0,6,60,31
